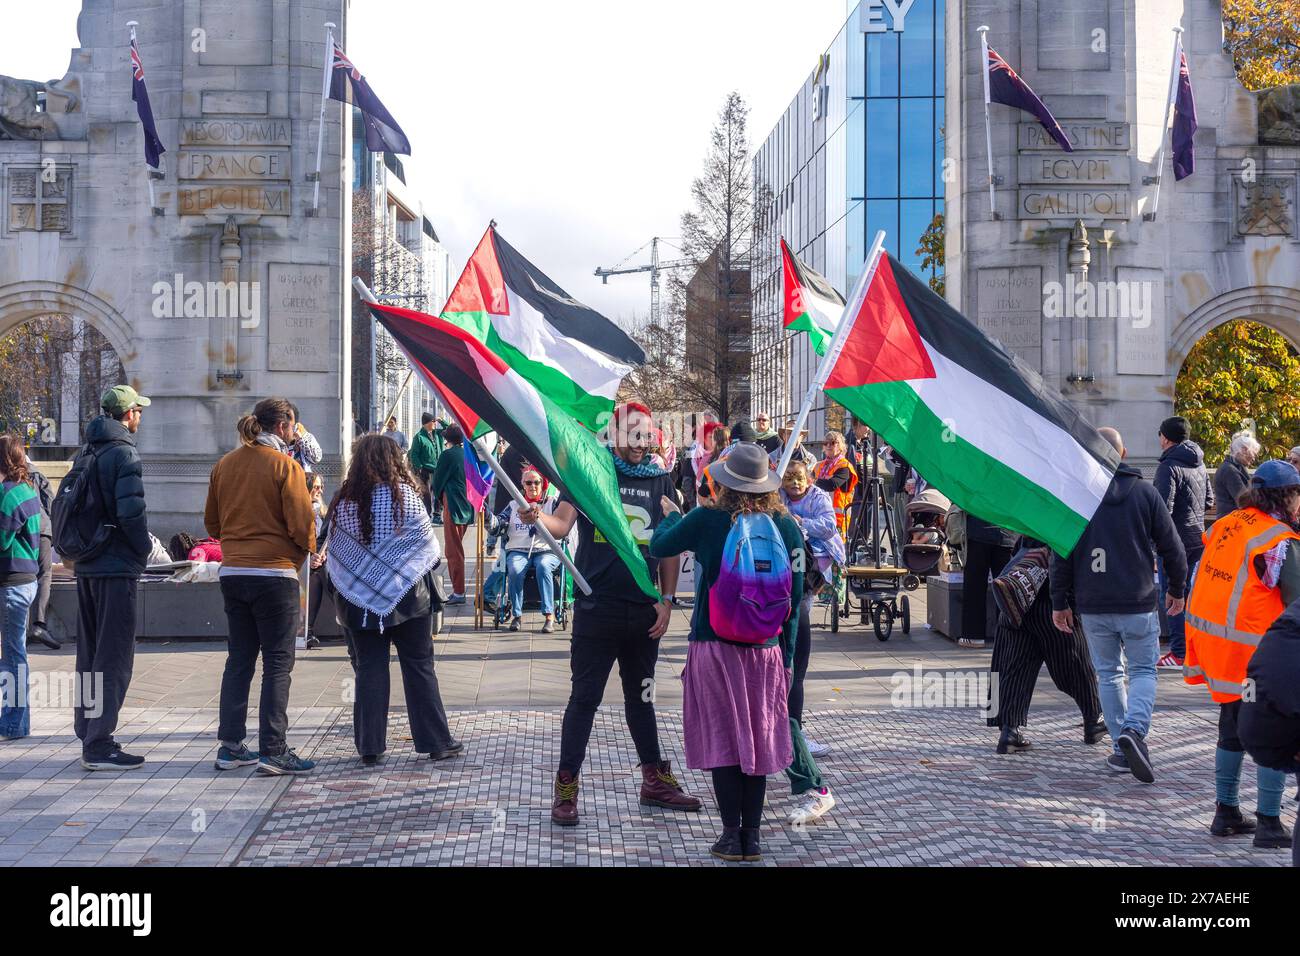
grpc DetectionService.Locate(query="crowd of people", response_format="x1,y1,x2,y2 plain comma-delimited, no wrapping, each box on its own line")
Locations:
1,385,1298,866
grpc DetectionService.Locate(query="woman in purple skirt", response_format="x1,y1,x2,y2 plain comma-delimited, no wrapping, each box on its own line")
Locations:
650,442,804,862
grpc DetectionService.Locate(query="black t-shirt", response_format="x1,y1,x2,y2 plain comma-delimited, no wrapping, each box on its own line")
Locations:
561,469,676,603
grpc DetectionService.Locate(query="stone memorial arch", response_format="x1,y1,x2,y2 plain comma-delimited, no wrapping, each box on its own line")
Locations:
0,0,350,533
947,0,1300,471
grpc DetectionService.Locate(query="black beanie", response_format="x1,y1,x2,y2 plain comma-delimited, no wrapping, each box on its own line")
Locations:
421,411,437,425
1159,416,1189,444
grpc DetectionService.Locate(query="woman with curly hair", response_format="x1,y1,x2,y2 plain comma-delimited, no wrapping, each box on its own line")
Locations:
650,442,805,863
0,434,41,740
326,434,462,765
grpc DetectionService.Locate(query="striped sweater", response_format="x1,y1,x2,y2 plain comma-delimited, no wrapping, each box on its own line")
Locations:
0,480,41,586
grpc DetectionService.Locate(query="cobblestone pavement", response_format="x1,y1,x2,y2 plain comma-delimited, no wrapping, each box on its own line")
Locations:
7,581,1296,866
231,706,1293,867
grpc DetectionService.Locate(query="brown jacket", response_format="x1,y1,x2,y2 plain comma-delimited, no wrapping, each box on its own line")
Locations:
204,444,316,570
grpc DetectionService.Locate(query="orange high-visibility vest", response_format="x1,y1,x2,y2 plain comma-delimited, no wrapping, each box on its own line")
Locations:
814,457,859,538
1184,507,1300,703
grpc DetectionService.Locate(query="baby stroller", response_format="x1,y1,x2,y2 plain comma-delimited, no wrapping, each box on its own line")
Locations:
902,488,952,586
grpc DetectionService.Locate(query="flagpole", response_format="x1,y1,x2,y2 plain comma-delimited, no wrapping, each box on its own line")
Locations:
311,22,336,214
777,230,888,479
977,25,997,219
353,276,593,596
1145,26,1184,223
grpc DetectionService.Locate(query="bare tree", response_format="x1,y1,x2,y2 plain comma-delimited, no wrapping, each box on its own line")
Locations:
664,91,755,425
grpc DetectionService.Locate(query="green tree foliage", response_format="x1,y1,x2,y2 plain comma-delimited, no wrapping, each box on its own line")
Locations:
1176,320,1300,464
916,213,945,297
1223,0,1300,91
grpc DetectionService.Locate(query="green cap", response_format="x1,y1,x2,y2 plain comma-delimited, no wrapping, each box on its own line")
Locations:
101,384,152,416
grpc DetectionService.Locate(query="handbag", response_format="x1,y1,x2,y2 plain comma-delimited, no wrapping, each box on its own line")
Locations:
326,567,440,632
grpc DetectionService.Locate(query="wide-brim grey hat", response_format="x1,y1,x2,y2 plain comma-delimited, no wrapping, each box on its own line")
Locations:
713,442,782,494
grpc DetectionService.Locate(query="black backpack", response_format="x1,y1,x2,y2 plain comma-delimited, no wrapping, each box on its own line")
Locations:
52,444,115,563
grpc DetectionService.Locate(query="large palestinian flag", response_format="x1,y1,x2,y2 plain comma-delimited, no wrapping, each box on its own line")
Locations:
824,253,1117,556
438,226,645,433
782,238,845,356
367,301,660,601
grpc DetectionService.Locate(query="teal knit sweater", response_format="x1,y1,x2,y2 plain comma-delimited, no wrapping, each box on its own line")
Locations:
649,507,804,668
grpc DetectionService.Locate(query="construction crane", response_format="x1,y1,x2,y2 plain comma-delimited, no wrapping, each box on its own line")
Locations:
595,237,695,327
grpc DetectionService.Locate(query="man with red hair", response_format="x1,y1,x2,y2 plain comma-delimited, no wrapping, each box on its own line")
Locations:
523,401,700,826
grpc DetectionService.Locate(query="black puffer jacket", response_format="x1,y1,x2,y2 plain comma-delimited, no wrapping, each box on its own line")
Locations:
1213,457,1250,515
72,415,151,578
1153,440,1212,555
1240,599,1300,773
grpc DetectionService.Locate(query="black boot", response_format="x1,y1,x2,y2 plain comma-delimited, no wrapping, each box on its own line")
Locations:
740,827,762,862
1253,814,1293,849
1083,719,1108,745
1210,802,1256,837
710,827,744,862
996,726,1031,754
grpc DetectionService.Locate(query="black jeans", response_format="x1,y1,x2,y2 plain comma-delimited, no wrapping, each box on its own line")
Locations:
217,575,300,756
962,539,1013,642
307,569,326,632
29,536,51,627
558,598,662,775
74,576,139,758
343,614,454,757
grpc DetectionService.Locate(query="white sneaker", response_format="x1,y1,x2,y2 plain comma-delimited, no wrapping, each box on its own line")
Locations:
788,786,835,825
806,737,832,759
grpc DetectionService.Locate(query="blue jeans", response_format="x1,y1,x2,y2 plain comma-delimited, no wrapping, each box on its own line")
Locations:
1158,546,1200,658
0,581,38,738
506,550,560,617
1081,611,1160,756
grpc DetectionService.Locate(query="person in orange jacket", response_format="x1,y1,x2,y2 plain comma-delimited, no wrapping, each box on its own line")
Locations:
1185,459,1300,850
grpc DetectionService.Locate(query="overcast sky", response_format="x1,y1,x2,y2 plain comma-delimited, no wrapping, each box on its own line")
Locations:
3,0,849,326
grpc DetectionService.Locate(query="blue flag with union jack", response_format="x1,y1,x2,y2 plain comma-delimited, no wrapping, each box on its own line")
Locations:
130,37,165,168
328,42,411,156
987,45,1072,153
1172,43,1197,181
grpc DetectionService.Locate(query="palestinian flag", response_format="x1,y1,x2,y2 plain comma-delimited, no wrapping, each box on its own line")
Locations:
367,301,660,601
823,253,1117,556
439,227,645,433
782,238,845,356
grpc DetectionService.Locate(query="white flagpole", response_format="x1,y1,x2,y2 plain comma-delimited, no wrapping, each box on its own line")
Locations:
311,22,336,214
777,230,888,479
977,26,997,219
1145,26,1184,223
352,276,592,596
126,21,158,211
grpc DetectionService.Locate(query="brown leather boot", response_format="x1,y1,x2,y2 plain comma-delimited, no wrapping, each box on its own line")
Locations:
639,760,702,812
551,770,580,826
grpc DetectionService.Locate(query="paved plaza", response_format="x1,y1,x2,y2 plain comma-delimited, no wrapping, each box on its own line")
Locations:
3,572,1295,868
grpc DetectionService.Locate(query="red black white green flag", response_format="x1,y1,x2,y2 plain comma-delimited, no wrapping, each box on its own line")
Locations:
822,253,1117,556
782,238,845,356
366,301,660,600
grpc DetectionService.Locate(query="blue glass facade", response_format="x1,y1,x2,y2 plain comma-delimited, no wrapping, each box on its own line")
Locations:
751,0,945,433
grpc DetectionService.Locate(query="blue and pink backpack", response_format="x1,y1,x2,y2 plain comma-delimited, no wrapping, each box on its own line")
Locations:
708,513,793,644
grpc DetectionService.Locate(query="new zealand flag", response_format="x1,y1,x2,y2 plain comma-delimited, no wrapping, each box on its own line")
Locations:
987,46,1073,153
328,42,411,156
130,38,165,168
1172,46,1197,181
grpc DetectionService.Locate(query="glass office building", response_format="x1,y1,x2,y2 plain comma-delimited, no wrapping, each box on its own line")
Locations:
751,0,945,438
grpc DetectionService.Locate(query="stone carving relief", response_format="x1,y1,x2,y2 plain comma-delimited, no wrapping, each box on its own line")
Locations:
1258,84,1300,147
0,75,80,140
1235,176,1295,238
